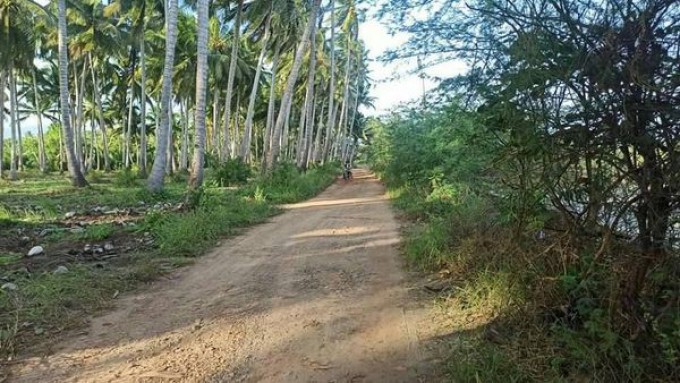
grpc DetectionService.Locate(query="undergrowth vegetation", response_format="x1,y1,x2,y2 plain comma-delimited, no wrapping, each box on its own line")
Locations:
0,164,337,358
367,105,679,382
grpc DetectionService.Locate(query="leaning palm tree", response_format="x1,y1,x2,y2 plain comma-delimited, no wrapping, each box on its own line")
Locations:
265,0,323,170
147,0,179,192
57,0,88,186
239,9,272,162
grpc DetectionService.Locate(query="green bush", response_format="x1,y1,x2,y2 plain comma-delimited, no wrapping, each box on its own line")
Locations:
211,158,251,187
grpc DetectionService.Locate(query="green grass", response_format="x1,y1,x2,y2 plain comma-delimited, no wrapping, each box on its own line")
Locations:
76,223,117,241
0,165,337,358
0,253,21,266
384,179,680,382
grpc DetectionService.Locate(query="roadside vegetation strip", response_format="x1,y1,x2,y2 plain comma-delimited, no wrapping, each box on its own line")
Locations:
0,163,337,358
367,106,678,382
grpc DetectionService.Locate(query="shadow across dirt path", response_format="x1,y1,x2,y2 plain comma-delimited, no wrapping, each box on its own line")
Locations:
7,169,445,383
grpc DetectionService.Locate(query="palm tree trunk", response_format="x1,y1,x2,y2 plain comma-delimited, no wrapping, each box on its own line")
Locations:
298,14,320,168
125,73,135,169
308,100,325,166
221,89,231,159
90,58,110,171
323,0,336,163
211,88,219,155
17,112,23,172
282,108,291,160
221,0,243,162
167,103,174,175
240,13,271,161
295,106,306,164
32,69,47,172
344,65,361,163
57,0,88,187
0,71,5,177
75,60,88,172
266,0,322,171
322,100,341,160
9,67,18,180
139,33,148,176
232,93,240,158
263,44,281,158
333,32,352,162
147,0,178,192
189,0,209,188
180,99,189,171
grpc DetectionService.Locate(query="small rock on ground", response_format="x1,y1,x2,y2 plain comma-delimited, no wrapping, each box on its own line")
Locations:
27,246,44,257
1,282,18,291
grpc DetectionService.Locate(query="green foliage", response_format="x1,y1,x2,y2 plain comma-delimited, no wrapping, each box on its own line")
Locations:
76,223,116,241
368,101,679,381
0,253,21,266
114,169,140,187
240,162,337,204
210,158,251,187
152,193,273,257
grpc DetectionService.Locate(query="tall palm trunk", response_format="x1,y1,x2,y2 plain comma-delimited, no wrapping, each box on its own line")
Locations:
331,32,352,162
266,0,322,170
57,0,88,187
263,44,281,157
221,89,231,159
17,111,23,172
125,74,135,169
9,67,18,180
166,102,175,175
90,57,110,171
189,0,209,188
322,100,341,160
147,0,179,192
240,13,271,161
211,88,219,155
295,105,306,164
179,99,189,171
221,0,242,162
75,60,88,172
232,93,240,157
139,31,148,176
323,0,336,163
0,71,5,177
298,14,320,168
32,69,47,172
344,61,361,163
308,99,325,166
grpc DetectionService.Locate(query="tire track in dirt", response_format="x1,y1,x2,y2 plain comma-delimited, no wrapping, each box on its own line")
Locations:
7,169,443,383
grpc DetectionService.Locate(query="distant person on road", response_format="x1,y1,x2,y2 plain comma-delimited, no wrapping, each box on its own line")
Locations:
343,159,353,181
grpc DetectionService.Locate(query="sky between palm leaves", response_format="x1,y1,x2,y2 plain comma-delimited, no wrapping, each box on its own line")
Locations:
5,0,465,137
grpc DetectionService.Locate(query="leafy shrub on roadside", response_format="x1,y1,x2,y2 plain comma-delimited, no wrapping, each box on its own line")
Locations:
211,159,251,187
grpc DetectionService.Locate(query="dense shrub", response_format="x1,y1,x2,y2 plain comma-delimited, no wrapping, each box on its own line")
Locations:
210,158,251,187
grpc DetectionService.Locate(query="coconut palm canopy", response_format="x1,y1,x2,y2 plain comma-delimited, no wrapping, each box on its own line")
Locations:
0,0,370,190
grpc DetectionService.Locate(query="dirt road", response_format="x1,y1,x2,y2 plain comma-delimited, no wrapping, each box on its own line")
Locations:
8,170,442,383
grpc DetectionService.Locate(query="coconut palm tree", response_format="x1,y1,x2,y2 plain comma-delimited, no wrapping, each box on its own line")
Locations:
188,0,209,189
265,0,323,171
57,0,88,186
147,0,179,192
221,0,243,162
239,10,271,162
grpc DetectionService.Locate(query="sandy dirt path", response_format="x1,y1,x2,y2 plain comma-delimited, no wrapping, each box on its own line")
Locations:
7,169,442,383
